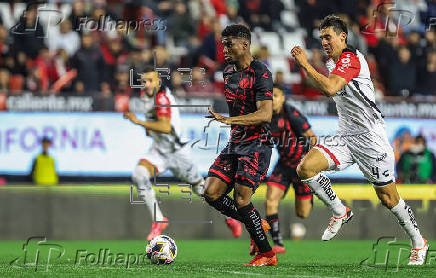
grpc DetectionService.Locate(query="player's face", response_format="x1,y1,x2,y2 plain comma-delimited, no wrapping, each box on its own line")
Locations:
272,88,285,114
140,72,160,97
222,37,246,64
319,27,346,58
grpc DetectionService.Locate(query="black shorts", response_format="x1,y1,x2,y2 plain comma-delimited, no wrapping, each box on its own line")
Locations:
266,159,313,200
208,143,272,192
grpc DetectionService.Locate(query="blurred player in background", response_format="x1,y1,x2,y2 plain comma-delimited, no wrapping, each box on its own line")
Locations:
265,87,315,254
124,66,205,240
291,15,428,265
204,24,277,266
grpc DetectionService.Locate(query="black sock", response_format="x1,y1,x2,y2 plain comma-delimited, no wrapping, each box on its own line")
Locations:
266,213,283,246
206,194,243,222
238,203,272,253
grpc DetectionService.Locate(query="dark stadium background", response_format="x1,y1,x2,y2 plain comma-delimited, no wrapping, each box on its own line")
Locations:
0,2,435,276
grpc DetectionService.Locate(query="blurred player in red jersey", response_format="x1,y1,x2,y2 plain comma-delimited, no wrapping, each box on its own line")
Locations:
265,87,316,254
291,15,428,265
124,66,205,241
204,24,278,266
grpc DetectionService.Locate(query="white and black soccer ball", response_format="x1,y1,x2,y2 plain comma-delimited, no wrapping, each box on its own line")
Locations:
146,235,178,264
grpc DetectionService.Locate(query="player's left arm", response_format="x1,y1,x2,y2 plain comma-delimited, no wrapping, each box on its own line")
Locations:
291,46,356,97
208,100,272,125
208,67,273,125
123,112,172,134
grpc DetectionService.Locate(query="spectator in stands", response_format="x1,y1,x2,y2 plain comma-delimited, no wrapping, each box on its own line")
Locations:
199,19,225,73
0,25,10,59
415,51,436,97
112,64,132,96
387,46,416,97
167,1,195,47
397,135,436,184
11,3,46,59
254,45,271,68
31,137,58,186
70,32,108,94
0,67,10,93
185,67,216,96
25,67,45,93
274,71,292,95
221,3,244,27
69,0,90,33
49,20,81,57
101,38,128,84
171,71,187,97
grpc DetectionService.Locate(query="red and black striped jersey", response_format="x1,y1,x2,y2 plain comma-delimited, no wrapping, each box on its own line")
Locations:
270,102,311,167
223,59,273,145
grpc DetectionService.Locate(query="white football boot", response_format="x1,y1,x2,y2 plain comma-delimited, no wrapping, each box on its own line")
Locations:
408,238,429,265
322,207,353,241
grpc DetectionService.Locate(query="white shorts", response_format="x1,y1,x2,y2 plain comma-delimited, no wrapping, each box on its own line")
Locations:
313,130,395,186
140,143,202,185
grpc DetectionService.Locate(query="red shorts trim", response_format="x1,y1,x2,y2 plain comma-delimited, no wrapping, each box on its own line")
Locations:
209,169,231,183
139,158,159,174
235,174,256,185
315,144,340,165
267,181,287,191
296,194,313,200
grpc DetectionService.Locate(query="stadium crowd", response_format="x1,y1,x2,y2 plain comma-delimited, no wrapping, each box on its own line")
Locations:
0,0,435,106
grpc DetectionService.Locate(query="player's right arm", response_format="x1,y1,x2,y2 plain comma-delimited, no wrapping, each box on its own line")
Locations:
123,112,172,134
291,46,359,97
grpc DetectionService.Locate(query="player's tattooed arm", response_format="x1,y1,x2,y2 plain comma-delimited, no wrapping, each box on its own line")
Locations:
291,46,347,97
123,112,172,134
207,100,272,125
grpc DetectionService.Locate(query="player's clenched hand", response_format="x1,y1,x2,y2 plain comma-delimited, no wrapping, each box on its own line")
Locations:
123,112,138,124
291,46,308,67
206,107,231,125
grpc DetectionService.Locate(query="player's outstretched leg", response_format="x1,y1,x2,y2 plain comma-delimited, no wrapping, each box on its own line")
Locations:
374,183,429,265
234,184,277,266
132,162,168,240
265,184,286,254
204,177,244,221
225,217,242,238
297,149,353,240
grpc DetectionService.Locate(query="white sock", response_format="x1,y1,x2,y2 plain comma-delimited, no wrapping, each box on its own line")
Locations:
132,165,164,222
390,198,424,248
301,173,346,217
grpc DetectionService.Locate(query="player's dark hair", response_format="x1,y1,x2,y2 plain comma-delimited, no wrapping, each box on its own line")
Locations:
319,15,348,37
142,65,156,74
222,24,251,42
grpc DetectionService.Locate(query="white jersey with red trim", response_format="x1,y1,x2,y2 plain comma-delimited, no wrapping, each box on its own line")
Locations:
140,87,183,153
326,46,385,135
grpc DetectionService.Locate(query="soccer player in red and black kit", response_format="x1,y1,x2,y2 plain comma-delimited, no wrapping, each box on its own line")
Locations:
204,24,278,266
265,87,316,254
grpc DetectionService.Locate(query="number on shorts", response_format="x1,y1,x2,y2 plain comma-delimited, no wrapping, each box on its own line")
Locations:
371,166,389,179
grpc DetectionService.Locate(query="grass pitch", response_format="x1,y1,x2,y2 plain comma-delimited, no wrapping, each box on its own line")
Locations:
0,239,434,277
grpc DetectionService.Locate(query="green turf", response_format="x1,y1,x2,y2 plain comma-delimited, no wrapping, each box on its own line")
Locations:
0,239,434,277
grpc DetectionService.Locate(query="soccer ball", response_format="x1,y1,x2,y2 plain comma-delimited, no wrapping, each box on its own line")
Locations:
146,235,178,264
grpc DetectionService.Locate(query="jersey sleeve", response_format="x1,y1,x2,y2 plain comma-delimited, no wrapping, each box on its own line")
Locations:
285,103,311,135
331,51,361,83
254,68,273,101
155,91,171,118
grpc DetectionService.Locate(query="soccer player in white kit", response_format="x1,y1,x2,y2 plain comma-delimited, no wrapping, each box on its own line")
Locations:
124,66,205,240
291,15,429,265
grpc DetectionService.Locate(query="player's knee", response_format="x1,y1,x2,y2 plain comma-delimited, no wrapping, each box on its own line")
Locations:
265,199,278,211
132,164,151,186
296,162,315,180
203,184,221,201
296,208,310,219
378,193,398,209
